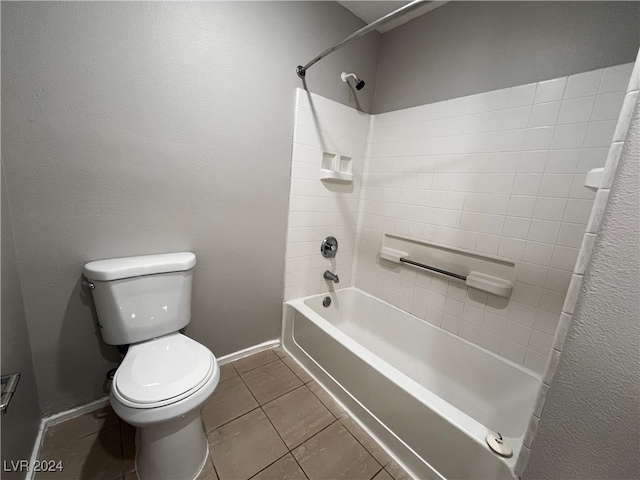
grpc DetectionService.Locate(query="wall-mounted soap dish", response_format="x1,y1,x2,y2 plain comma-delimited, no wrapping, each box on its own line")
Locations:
320,152,353,183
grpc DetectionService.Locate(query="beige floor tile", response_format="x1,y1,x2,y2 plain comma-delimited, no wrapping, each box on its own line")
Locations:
271,346,288,359
233,350,279,374
202,376,259,432
307,381,345,419
292,422,381,480
263,386,335,449
241,360,302,405
197,456,219,480
37,425,123,480
340,417,391,467
45,405,119,440
251,454,306,480
281,356,313,384
218,363,238,383
385,460,412,480
372,468,393,480
208,409,287,480
123,471,138,480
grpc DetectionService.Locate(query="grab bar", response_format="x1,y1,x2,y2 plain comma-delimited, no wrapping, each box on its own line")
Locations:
399,258,467,281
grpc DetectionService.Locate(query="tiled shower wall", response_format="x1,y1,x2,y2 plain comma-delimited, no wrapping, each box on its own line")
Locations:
284,89,369,301
285,63,632,373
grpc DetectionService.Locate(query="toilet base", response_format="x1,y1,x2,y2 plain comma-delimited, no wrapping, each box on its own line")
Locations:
135,409,208,480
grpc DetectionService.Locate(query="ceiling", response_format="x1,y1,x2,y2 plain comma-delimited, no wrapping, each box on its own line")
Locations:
337,1,448,33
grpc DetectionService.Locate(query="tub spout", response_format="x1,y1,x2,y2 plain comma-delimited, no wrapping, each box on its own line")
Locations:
324,270,339,283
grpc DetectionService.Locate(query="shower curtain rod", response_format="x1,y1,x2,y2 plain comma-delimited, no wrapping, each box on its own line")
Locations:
296,0,430,78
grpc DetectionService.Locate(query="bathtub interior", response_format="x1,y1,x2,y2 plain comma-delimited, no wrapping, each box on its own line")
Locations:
284,288,545,479
303,288,540,438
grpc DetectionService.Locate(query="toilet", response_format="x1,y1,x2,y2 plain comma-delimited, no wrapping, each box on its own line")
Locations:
83,252,219,480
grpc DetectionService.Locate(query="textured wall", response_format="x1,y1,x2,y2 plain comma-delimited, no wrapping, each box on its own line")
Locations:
523,94,639,477
1,165,42,477
374,1,640,113
1,1,380,415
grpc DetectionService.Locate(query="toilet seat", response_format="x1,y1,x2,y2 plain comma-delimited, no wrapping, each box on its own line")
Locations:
113,333,215,408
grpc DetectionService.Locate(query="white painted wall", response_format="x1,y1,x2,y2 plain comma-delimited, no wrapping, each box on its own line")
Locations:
523,79,639,480
1,1,380,415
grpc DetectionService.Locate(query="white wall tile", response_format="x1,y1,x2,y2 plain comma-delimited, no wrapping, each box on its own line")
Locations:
534,77,567,104
518,262,548,287
528,102,561,127
523,127,555,150
583,119,617,148
288,64,632,370
599,62,634,93
527,219,561,244
522,241,555,266
507,195,537,218
550,246,579,271
564,69,603,99
591,92,626,121
513,174,542,196
533,197,567,221
508,83,537,107
563,198,593,224
534,310,561,335
550,123,588,149
524,349,548,374
502,216,531,239
545,149,580,173
557,96,596,124
539,174,573,197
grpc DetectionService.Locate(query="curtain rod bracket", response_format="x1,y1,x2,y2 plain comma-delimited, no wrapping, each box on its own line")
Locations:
296,65,306,78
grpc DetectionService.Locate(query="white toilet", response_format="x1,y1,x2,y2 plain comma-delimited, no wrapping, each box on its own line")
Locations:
83,252,219,480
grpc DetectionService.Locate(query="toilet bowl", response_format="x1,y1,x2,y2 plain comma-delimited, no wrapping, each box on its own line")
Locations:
83,252,218,480
111,334,219,480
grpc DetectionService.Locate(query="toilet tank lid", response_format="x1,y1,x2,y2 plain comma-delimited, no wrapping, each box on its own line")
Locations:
83,252,196,281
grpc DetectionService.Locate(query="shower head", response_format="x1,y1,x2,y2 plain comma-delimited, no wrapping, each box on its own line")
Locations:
341,72,366,90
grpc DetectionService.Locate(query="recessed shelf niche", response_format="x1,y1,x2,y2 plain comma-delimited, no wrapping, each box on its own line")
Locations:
320,151,353,183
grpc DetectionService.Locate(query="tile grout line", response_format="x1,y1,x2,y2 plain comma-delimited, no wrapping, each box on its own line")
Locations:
233,358,311,480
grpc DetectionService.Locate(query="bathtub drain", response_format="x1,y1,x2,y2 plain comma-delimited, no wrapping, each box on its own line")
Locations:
322,296,331,307
486,433,513,458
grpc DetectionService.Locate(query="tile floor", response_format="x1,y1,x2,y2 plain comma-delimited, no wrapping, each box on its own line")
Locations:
36,347,412,480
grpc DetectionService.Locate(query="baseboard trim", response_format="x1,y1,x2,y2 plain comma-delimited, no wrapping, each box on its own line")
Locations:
26,397,109,480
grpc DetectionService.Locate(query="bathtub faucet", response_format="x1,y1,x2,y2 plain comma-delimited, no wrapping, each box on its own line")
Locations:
323,270,340,283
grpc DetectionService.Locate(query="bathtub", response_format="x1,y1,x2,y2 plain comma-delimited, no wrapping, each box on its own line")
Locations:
282,287,541,479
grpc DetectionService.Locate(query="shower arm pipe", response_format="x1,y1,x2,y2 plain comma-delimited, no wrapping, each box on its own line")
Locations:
296,0,430,78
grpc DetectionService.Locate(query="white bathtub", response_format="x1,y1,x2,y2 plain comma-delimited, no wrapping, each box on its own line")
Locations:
282,287,541,479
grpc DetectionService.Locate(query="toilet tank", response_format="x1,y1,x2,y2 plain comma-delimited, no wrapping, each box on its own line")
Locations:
83,252,196,345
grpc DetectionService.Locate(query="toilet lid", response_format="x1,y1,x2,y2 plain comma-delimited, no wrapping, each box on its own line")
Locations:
115,333,214,405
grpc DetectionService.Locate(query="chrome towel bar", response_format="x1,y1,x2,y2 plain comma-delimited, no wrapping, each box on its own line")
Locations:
399,257,467,282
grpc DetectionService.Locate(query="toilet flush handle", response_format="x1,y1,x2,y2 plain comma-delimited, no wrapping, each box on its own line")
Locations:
82,279,95,290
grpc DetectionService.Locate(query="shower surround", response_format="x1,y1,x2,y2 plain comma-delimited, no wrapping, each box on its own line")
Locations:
286,62,633,373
